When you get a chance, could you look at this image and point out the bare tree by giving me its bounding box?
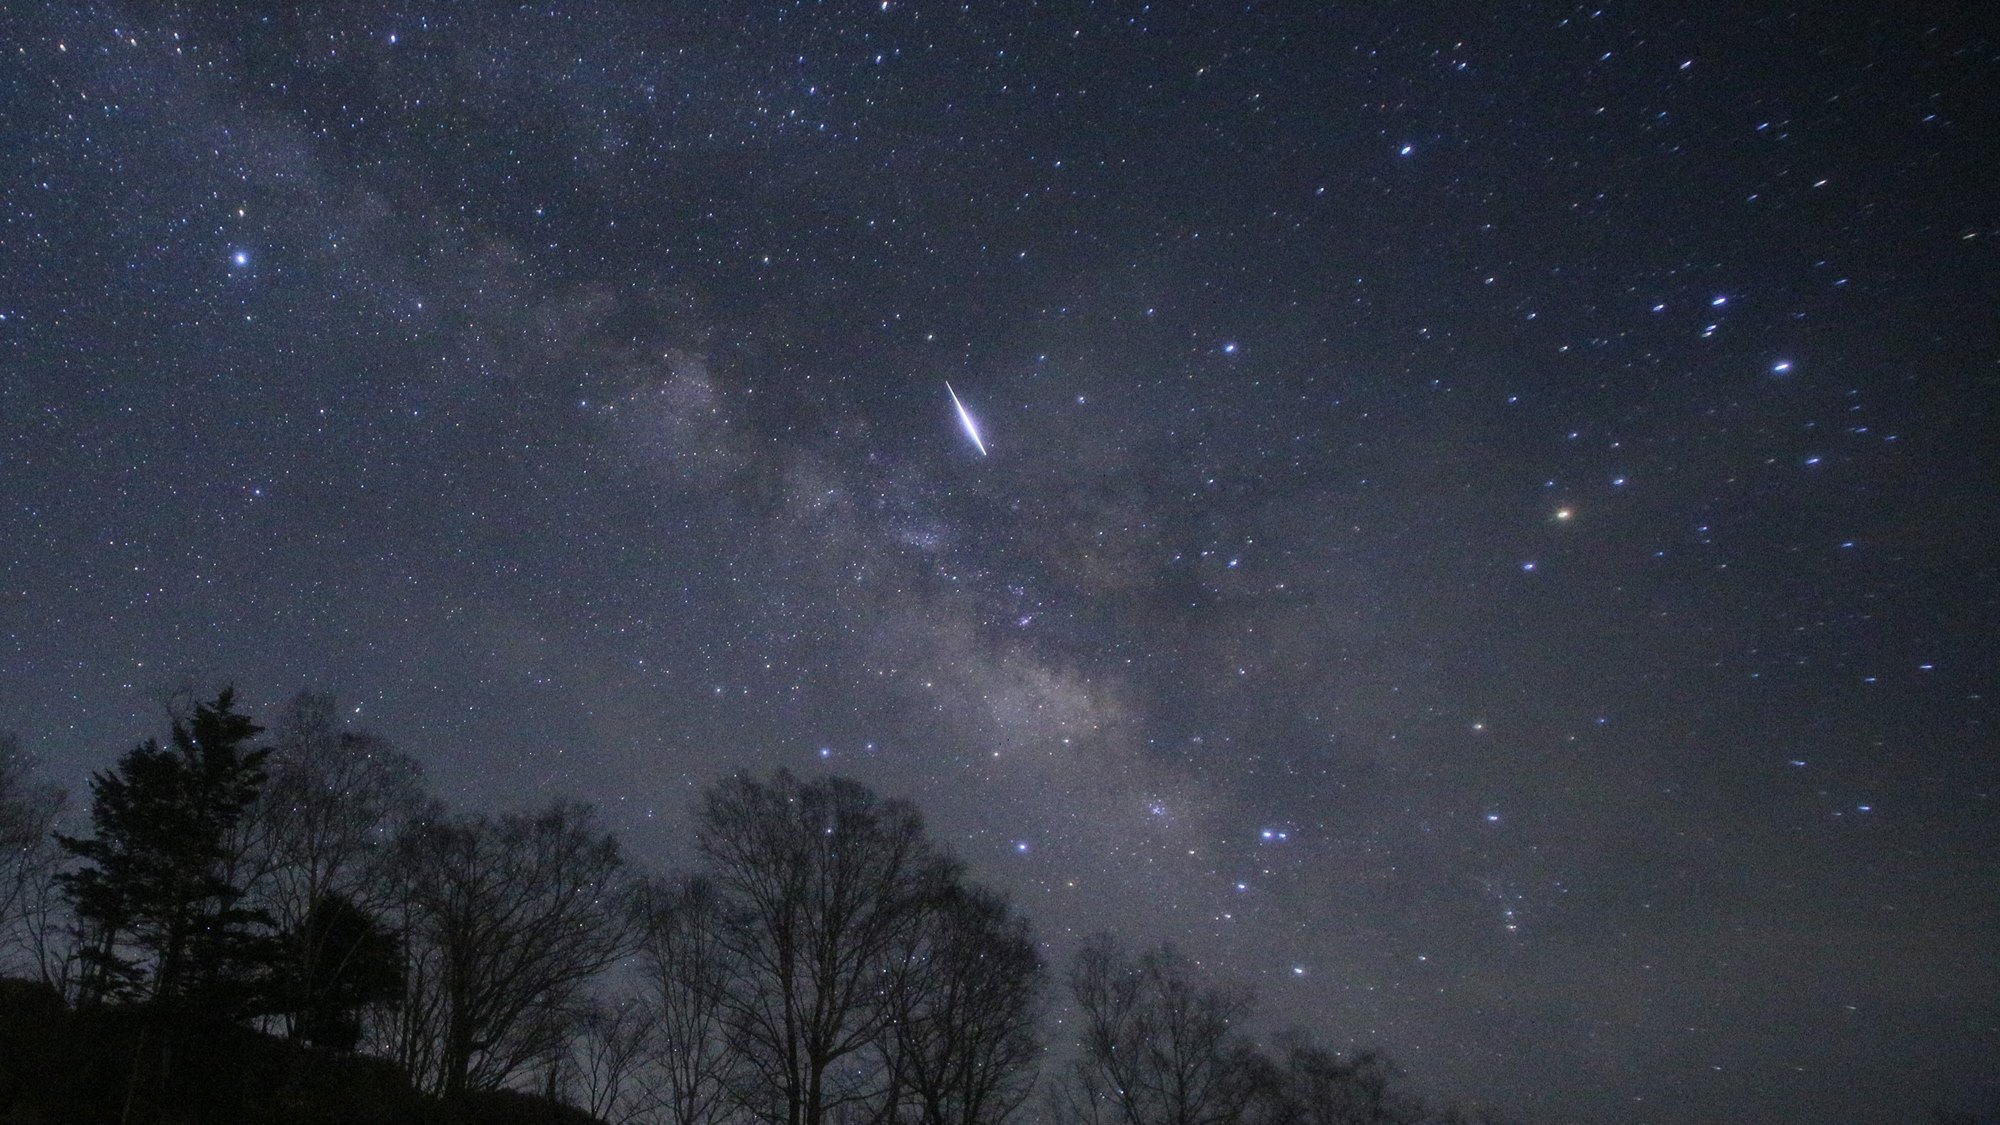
[1266,1037,1426,1125]
[240,692,425,1043]
[887,882,1044,1125]
[250,692,425,916]
[374,829,449,1094]
[1055,935,1264,1125]
[558,994,662,1125]
[634,874,740,1125]
[384,800,632,1097]
[0,735,69,982]
[696,771,948,1125]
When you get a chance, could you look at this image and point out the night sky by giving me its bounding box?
[3,4,1996,1122]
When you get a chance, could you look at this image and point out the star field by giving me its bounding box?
[2,5,1996,1123]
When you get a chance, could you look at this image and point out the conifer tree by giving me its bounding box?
[57,688,274,1017]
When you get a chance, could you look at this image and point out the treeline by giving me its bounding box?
[0,689,1516,1125]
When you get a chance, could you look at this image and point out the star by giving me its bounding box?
[5,10,1983,1124]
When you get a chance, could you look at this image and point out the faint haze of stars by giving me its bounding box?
[0,5,1995,1125]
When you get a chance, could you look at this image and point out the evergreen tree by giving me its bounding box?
[57,688,275,1018]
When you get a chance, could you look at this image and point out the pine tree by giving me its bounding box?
[57,688,275,1018]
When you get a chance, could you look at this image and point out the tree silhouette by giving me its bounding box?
[696,770,951,1125]
[0,735,67,982]
[56,688,273,1015]
[52,689,276,1125]
[9,694,1524,1123]
[633,874,739,1125]
[556,994,661,1125]
[274,891,403,1052]
[1264,1036,1426,1125]
[886,881,1044,1125]
[240,691,424,1044]
[1055,935,1264,1125]
[386,800,631,1097]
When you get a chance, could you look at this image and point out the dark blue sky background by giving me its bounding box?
[3,4,1995,1121]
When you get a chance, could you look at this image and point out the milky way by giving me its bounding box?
[1,6,1995,1123]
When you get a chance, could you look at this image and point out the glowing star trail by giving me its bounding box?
[944,381,988,456]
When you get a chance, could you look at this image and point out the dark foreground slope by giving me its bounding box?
[0,979,600,1125]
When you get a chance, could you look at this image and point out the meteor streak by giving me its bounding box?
[944,381,988,456]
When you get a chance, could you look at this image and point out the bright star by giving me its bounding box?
[230,250,249,267]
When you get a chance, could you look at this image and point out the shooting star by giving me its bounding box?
[944,381,989,456]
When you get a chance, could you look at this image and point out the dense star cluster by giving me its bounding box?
[2,4,1995,1123]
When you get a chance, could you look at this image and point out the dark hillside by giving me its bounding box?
[0,978,600,1125]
